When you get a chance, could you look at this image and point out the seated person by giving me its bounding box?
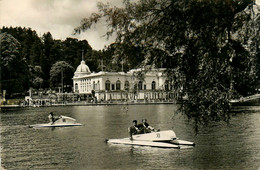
[48,112,60,124]
[128,120,141,140]
[140,119,154,133]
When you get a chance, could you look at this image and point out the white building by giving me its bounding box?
[72,60,174,102]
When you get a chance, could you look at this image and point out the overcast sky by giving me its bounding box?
[0,0,123,50]
[1,0,260,50]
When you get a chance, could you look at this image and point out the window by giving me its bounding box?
[105,80,110,91]
[93,81,95,90]
[84,80,86,91]
[138,81,143,90]
[116,80,121,90]
[80,80,83,91]
[75,83,78,90]
[152,81,156,90]
[144,84,146,90]
[97,81,100,90]
[125,81,129,90]
[111,84,115,90]
[165,80,169,91]
[87,80,89,91]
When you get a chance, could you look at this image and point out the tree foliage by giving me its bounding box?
[0,26,151,95]
[29,65,44,89]
[50,61,74,89]
[0,33,30,95]
[75,0,259,124]
[0,27,94,93]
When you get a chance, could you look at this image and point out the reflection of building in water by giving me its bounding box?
[73,60,176,101]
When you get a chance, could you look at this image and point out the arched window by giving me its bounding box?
[111,84,115,90]
[124,81,129,90]
[75,83,78,90]
[105,80,110,91]
[97,81,100,90]
[138,81,143,90]
[151,81,156,90]
[116,80,121,90]
[144,84,146,90]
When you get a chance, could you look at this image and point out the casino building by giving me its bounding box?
[72,60,175,102]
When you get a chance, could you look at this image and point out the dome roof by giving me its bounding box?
[76,61,91,73]
[74,60,91,76]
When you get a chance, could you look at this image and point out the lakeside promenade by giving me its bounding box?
[0,100,176,108]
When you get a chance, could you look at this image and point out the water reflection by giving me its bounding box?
[1,105,260,169]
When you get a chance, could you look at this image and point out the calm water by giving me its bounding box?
[1,105,260,169]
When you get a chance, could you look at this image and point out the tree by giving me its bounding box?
[1,27,44,66]
[99,43,145,72]
[1,26,95,90]
[41,32,56,88]
[0,33,30,95]
[50,61,74,91]
[75,0,258,124]
[29,65,44,89]
[62,38,93,69]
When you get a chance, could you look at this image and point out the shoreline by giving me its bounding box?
[0,101,176,108]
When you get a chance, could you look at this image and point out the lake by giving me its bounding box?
[1,104,260,169]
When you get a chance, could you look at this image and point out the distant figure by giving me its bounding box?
[48,112,59,124]
[140,119,154,133]
[122,106,128,114]
[128,120,141,140]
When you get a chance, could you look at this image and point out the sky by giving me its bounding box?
[1,0,260,50]
[0,0,123,50]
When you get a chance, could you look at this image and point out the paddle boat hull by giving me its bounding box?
[107,138,180,148]
[29,123,83,128]
[131,130,177,141]
[170,139,195,146]
[106,130,194,148]
[29,115,83,128]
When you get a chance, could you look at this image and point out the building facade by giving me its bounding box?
[72,60,174,102]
